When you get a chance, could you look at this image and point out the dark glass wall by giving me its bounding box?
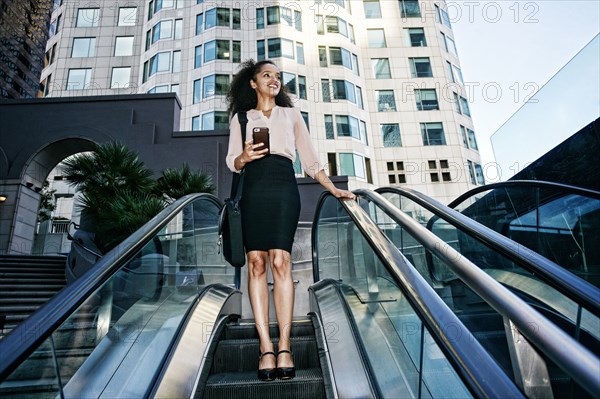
[0,0,52,99]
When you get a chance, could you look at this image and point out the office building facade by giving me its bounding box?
[0,0,54,98]
[40,0,483,202]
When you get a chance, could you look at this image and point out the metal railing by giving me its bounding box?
[358,188,600,397]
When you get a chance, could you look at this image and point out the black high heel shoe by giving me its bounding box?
[276,350,296,380]
[258,351,277,381]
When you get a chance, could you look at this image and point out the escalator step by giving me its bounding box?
[203,368,325,399]
[211,336,319,373]
[223,318,315,340]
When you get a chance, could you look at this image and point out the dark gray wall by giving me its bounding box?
[0,94,346,254]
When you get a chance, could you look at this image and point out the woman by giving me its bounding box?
[226,59,355,381]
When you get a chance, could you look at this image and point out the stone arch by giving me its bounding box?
[7,137,97,254]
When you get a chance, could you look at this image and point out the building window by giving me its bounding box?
[363,0,382,18]
[415,89,439,110]
[440,32,448,52]
[263,6,301,30]
[149,85,169,94]
[441,8,452,29]
[474,163,485,185]
[115,36,134,56]
[447,61,455,82]
[76,8,99,28]
[421,122,446,145]
[377,90,396,112]
[45,44,57,66]
[232,41,241,63]
[446,35,458,57]
[400,0,420,17]
[204,40,238,62]
[459,96,471,117]
[452,67,464,86]
[298,75,307,99]
[467,128,479,150]
[193,79,201,103]
[406,28,426,46]
[340,153,365,179]
[202,111,229,130]
[467,160,476,184]
[332,80,356,103]
[257,40,265,60]
[409,58,433,78]
[440,160,449,169]
[268,38,294,59]
[430,173,440,182]
[356,86,364,109]
[48,14,62,38]
[297,43,305,64]
[329,47,353,70]
[66,68,92,90]
[428,160,437,169]
[111,67,131,88]
[71,38,96,58]
[325,115,334,139]
[152,20,173,43]
[194,45,202,68]
[460,126,469,148]
[327,153,338,176]
[203,74,230,98]
[381,124,401,147]
[192,116,200,131]
[319,46,327,67]
[147,51,171,78]
[118,7,137,26]
[372,58,391,79]
[321,79,331,102]
[172,50,181,73]
[326,16,348,37]
[256,8,265,29]
[336,115,351,137]
[282,72,296,95]
[175,19,183,39]
[196,13,203,34]
[204,7,239,29]
[453,93,462,114]
[233,9,241,29]
[367,29,386,48]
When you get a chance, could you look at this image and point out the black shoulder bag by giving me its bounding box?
[218,112,247,267]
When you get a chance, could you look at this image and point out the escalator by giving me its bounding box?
[354,184,599,398]
[0,189,596,398]
[0,189,520,399]
[447,180,600,287]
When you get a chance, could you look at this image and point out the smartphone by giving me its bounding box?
[252,127,270,153]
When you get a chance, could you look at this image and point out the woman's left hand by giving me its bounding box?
[331,188,356,200]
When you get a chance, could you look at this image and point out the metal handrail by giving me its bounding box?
[0,193,223,381]
[375,186,600,317]
[448,180,600,209]
[312,193,525,399]
[358,189,600,397]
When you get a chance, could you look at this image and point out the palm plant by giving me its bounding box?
[155,163,215,201]
[62,142,216,253]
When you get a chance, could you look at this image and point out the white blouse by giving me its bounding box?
[226,106,324,179]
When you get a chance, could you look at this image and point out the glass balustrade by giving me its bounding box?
[0,195,232,398]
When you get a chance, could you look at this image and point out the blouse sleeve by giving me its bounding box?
[226,113,243,173]
[293,109,325,179]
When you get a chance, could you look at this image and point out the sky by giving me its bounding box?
[449,0,600,167]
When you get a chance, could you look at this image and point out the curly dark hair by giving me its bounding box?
[226,59,294,117]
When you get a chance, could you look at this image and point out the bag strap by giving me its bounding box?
[238,111,248,143]
[233,111,248,202]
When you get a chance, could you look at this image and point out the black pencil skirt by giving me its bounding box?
[241,155,300,253]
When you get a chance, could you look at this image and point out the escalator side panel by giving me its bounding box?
[152,286,241,399]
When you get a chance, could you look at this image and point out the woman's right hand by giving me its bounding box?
[242,140,268,163]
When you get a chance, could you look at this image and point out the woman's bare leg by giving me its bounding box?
[247,250,275,370]
[269,249,294,368]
